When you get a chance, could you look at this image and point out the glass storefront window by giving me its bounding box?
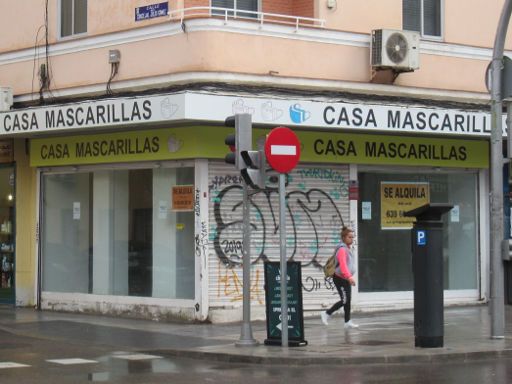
[41,166,195,299]
[358,171,478,292]
[0,166,15,303]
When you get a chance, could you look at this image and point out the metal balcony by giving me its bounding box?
[169,6,326,31]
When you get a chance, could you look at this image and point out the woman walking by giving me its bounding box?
[321,226,358,329]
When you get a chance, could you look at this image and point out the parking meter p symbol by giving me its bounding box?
[417,230,427,246]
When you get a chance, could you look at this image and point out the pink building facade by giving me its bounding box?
[0,0,506,322]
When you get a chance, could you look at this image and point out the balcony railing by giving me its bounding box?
[168,6,326,31]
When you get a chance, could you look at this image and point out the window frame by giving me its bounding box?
[404,0,444,40]
[211,0,260,18]
[58,0,88,40]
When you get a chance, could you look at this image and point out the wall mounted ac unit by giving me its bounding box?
[0,87,13,112]
[371,29,420,71]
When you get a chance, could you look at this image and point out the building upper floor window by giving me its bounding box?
[403,0,442,38]
[60,0,87,38]
[212,0,258,18]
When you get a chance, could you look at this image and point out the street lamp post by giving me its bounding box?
[489,0,512,339]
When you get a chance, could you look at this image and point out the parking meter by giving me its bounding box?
[404,203,453,348]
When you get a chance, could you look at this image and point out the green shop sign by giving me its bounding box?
[30,126,489,168]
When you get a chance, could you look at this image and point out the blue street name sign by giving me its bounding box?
[135,2,169,21]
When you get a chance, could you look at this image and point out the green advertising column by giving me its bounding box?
[263,261,307,347]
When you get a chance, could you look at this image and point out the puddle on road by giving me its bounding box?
[88,372,110,382]
[87,356,184,381]
[349,340,403,346]
[0,342,31,349]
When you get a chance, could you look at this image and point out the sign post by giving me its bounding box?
[264,127,301,348]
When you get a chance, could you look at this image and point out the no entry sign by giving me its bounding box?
[264,127,301,173]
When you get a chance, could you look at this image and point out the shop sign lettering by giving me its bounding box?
[0,92,505,138]
[39,137,160,160]
[312,139,468,162]
[3,101,152,133]
[322,105,492,135]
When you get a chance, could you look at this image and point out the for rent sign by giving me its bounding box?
[381,182,430,230]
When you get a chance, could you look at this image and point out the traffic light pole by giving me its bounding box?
[489,0,512,339]
[236,181,258,346]
[225,113,258,346]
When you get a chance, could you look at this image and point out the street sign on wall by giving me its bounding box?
[135,2,168,21]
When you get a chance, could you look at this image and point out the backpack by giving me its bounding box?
[323,255,336,277]
[323,245,342,278]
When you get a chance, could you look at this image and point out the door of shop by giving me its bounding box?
[0,165,14,304]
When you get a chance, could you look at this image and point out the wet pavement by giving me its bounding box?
[0,304,511,367]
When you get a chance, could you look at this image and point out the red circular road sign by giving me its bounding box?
[264,126,301,173]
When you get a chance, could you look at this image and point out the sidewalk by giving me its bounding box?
[0,304,511,365]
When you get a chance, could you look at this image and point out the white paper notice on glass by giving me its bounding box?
[451,204,460,222]
[158,200,168,219]
[73,202,80,220]
[362,201,371,220]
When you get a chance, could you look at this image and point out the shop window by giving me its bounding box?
[212,0,258,18]
[358,171,478,292]
[0,166,15,303]
[60,0,87,38]
[403,0,442,38]
[41,166,195,300]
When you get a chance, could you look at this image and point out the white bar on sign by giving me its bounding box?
[271,145,296,155]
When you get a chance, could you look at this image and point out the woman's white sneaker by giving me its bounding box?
[344,320,359,329]
[321,311,331,325]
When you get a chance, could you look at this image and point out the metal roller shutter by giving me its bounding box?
[208,162,350,314]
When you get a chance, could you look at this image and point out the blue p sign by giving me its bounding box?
[417,230,427,246]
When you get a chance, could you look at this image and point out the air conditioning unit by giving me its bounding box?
[0,87,13,112]
[371,29,420,71]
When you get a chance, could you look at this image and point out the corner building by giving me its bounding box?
[0,0,502,322]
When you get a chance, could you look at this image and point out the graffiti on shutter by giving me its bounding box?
[208,163,350,311]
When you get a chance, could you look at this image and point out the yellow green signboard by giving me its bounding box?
[30,126,489,168]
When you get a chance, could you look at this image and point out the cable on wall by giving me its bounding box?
[106,50,121,95]
[38,0,54,104]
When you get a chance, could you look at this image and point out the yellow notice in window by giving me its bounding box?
[380,182,430,230]
[172,184,194,212]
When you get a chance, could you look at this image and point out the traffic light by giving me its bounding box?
[240,149,266,189]
[224,133,237,167]
[224,113,266,189]
[224,114,252,170]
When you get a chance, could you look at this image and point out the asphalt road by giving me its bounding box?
[0,329,511,384]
